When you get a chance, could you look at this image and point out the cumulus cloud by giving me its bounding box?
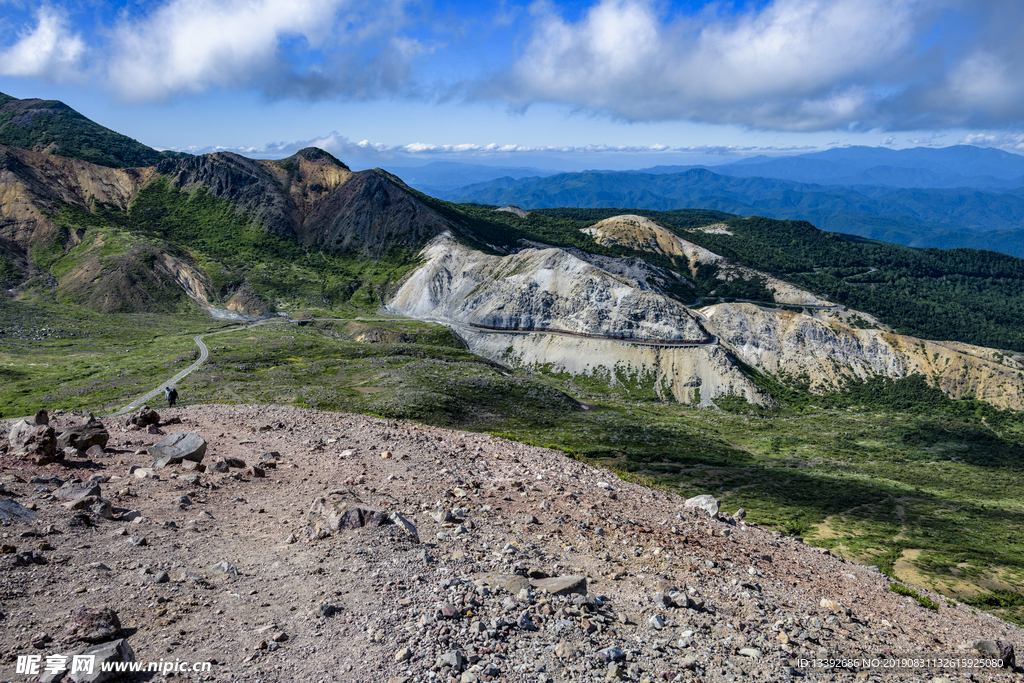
[959,132,1024,152]
[104,0,423,101]
[484,0,1024,131]
[0,7,86,81]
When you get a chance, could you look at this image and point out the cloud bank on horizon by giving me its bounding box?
[0,0,1022,157]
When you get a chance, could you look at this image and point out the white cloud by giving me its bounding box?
[104,0,421,101]
[0,7,86,81]
[491,0,920,130]
[959,132,1024,152]
[480,0,1024,131]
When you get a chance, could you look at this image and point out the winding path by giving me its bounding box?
[103,319,283,418]
[101,316,409,418]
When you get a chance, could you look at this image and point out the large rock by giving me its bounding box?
[57,419,110,453]
[0,498,39,523]
[150,432,207,468]
[39,638,135,683]
[53,480,101,502]
[306,495,388,538]
[975,640,1016,668]
[126,406,160,428]
[60,606,123,644]
[8,419,56,464]
[684,494,720,518]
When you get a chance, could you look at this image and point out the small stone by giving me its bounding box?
[440,649,468,672]
[211,560,239,575]
[554,640,577,659]
[431,510,453,524]
[271,631,288,642]
[517,612,538,631]
[319,603,341,617]
[738,647,762,658]
[649,614,665,630]
[395,647,413,662]
[380,450,393,459]
[598,646,625,663]
[819,598,849,615]
[607,662,625,680]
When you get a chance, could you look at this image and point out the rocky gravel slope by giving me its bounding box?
[1,404,1021,683]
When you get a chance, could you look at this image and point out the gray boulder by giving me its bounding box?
[57,419,110,453]
[684,494,720,518]
[975,640,1016,668]
[529,575,587,596]
[151,433,207,468]
[0,498,39,523]
[39,638,135,683]
[53,481,102,502]
[126,406,160,428]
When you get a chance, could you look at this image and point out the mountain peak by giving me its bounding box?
[291,147,349,170]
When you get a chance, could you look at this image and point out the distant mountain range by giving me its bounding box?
[380,161,561,197]
[442,150,1024,257]
[641,145,1024,189]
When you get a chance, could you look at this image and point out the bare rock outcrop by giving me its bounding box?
[387,232,709,342]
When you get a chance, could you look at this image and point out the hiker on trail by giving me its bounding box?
[165,386,178,408]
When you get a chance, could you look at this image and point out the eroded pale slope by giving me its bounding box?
[390,228,1024,410]
[387,232,709,342]
[705,303,1024,408]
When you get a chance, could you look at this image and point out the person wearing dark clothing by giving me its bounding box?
[165,386,178,407]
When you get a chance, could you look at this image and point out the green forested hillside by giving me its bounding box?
[0,93,188,168]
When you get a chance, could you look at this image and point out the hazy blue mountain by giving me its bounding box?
[380,161,564,196]
[445,167,1024,257]
[640,146,1024,189]
[707,146,1024,189]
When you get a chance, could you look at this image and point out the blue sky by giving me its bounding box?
[1,0,1023,170]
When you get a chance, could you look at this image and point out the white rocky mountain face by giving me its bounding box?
[387,219,1024,409]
